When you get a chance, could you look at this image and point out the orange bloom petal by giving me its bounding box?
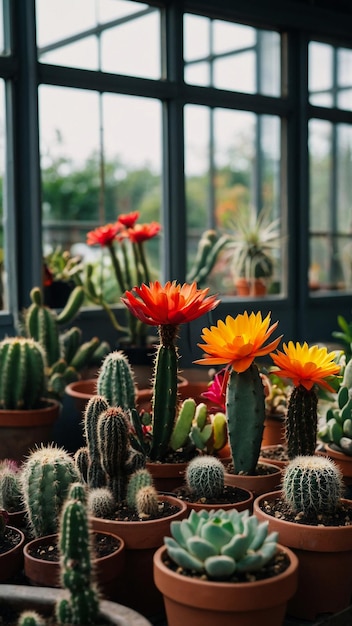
[118,211,140,228]
[128,222,161,243]
[121,281,220,326]
[194,311,281,373]
[86,222,122,247]
[270,341,340,390]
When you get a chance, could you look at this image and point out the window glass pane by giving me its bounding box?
[0,1,4,54]
[184,14,280,97]
[337,124,352,290]
[0,80,6,309]
[309,42,333,107]
[36,0,161,79]
[185,105,282,297]
[39,86,162,306]
[338,48,352,110]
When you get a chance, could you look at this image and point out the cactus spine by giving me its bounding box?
[21,444,79,537]
[17,611,46,626]
[285,385,318,459]
[149,324,178,461]
[97,350,136,411]
[226,364,265,475]
[0,337,47,410]
[0,461,23,511]
[84,395,109,488]
[282,455,343,515]
[55,482,99,625]
[87,487,115,519]
[186,455,225,500]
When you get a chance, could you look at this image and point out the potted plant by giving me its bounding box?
[73,396,187,617]
[0,508,25,583]
[2,477,150,626]
[0,459,26,527]
[153,506,299,626]
[0,337,61,463]
[195,310,283,496]
[173,455,254,513]
[228,206,281,296]
[254,455,352,621]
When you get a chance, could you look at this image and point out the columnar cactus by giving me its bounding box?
[55,482,99,625]
[83,395,109,488]
[185,455,225,500]
[285,385,318,459]
[282,455,344,515]
[0,337,47,410]
[97,350,136,411]
[226,364,266,475]
[165,508,278,579]
[126,467,158,517]
[21,444,80,537]
[0,460,23,511]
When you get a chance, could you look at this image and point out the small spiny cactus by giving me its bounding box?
[97,350,136,411]
[135,485,159,518]
[282,455,344,515]
[87,487,115,519]
[0,337,47,410]
[185,455,225,500]
[17,611,46,626]
[0,460,23,512]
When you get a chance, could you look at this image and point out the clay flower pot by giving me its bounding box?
[23,531,125,600]
[254,490,352,620]
[262,412,285,447]
[153,543,298,626]
[90,494,187,617]
[0,526,26,583]
[224,461,282,497]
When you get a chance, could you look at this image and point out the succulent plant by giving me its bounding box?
[55,482,99,625]
[0,337,47,410]
[318,383,352,455]
[21,444,80,537]
[185,455,225,500]
[165,508,278,580]
[282,455,344,515]
[97,350,136,411]
[126,468,158,517]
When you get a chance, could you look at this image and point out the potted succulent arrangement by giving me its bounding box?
[73,394,187,617]
[173,454,254,513]
[1,473,151,626]
[0,507,25,583]
[194,310,283,496]
[153,506,299,626]
[254,455,352,621]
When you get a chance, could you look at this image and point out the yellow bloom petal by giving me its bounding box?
[270,341,340,390]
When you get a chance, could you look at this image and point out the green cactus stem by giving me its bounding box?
[97,350,136,411]
[87,487,115,519]
[149,324,179,461]
[0,337,47,410]
[226,363,265,475]
[83,395,109,488]
[285,385,318,459]
[186,455,225,500]
[17,611,46,626]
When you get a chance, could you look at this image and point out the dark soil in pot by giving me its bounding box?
[258,494,352,526]
[0,527,22,554]
[173,484,251,506]
[26,532,121,562]
[260,444,289,463]
[102,499,181,522]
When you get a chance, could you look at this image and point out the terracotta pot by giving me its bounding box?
[153,543,298,626]
[0,526,26,582]
[23,531,125,600]
[262,413,285,447]
[224,462,282,497]
[254,491,352,620]
[0,400,61,463]
[319,444,352,484]
[90,494,187,617]
[173,485,254,514]
[235,277,267,296]
[146,460,190,492]
[0,584,152,625]
[259,444,289,470]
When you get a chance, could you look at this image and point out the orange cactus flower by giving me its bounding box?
[121,281,220,326]
[195,311,281,373]
[270,341,340,391]
[128,222,161,243]
[86,222,122,247]
[118,211,140,228]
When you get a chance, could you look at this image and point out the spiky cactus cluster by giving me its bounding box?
[318,384,352,456]
[285,385,318,459]
[282,455,344,515]
[185,455,224,500]
[16,611,46,626]
[126,468,158,517]
[0,337,47,410]
[97,350,136,411]
[0,460,23,512]
[21,444,79,537]
[165,508,278,580]
[226,363,266,474]
[55,482,99,625]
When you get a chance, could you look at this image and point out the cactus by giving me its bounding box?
[17,611,46,626]
[165,508,278,580]
[0,337,47,410]
[126,468,153,509]
[21,444,79,537]
[135,485,159,518]
[97,350,136,411]
[226,364,266,475]
[0,508,8,537]
[285,385,318,459]
[87,487,115,519]
[318,384,352,455]
[282,455,344,515]
[186,230,231,287]
[55,483,99,625]
[0,461,23,511]
[149,325,179,461]
[83,395,110,488]
[185,455,225,500]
